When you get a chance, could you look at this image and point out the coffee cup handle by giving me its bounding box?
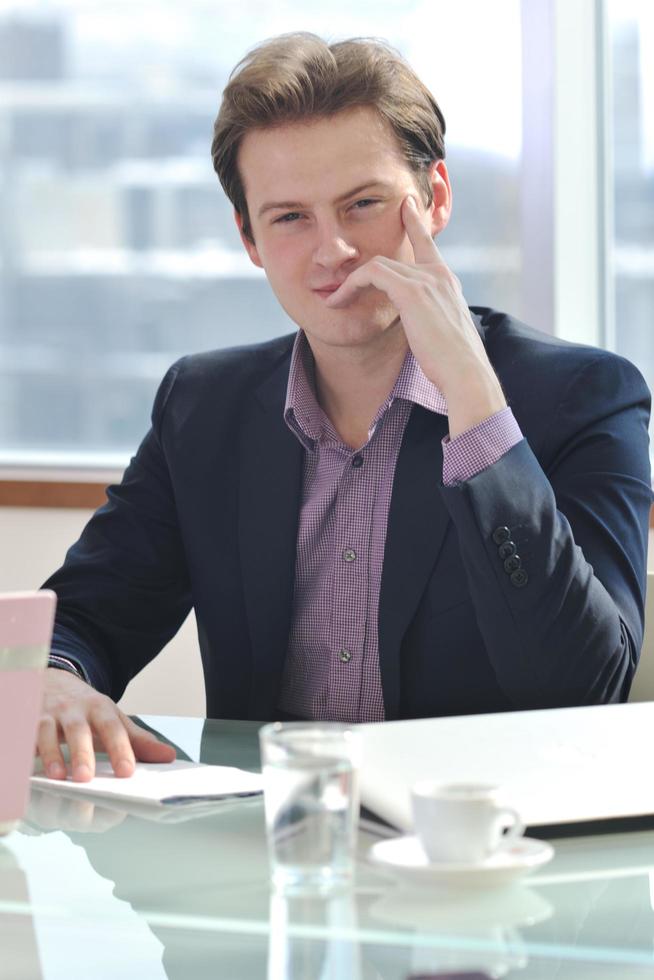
[500,807,525,842]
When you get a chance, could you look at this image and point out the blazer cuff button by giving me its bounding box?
[510,568,529,588]
[492,526,511,545]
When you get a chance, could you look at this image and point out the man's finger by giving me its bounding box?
[401,195,442,266]
[36,715,67,780]
[59,714,96,782]
[325,257,409,309]
[123,715,177,763]
[88,704,137,778]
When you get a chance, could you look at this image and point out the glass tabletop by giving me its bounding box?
[2,716,654,979]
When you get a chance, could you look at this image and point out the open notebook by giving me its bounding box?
[359,701,654,834]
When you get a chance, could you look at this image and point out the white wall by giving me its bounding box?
[0,507,205,716]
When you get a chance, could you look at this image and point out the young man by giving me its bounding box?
[40,34,651,781]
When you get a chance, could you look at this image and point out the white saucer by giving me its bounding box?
[368,835,554,888]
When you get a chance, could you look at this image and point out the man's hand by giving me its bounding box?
[38,668,176,782]
[326,195,507,437]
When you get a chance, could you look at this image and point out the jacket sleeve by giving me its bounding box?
[438,351,652,707]
[44,360,192,701]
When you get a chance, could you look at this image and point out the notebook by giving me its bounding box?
[359,702,654,834]
[31,758,263,808]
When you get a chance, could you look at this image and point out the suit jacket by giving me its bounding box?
[45,307,652,720]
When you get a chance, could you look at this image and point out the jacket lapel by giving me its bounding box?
[238,358,303,719]
[378,404,452,718]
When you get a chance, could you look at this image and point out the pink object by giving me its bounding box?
[0,670,46,828]
[0,591,56,831]
[0,589,56,647]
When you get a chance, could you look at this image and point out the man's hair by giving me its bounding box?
[211,33,446,242]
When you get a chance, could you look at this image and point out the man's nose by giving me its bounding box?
[312,221,359,269]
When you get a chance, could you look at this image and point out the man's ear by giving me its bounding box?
[429,160,452,237]
[234,209,264,268]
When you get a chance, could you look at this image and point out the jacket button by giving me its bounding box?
[503,554,521,574]
[498,540,516,560]
[337,648,352,663]
[510,568,529,588]
[492,526,511,545]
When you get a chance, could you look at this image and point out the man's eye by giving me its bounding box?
[352,198,378,210]
[273,212,302,224]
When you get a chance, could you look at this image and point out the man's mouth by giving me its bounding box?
[312,283,344,299]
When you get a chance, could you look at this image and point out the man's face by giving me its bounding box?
[236,106,450,356]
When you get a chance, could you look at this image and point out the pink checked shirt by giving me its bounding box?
[277,331,522,722]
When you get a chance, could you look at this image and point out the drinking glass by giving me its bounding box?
[258,723,361,892]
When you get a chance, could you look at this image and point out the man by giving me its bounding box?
[39,34,651,781]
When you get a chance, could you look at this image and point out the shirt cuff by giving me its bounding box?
[441,407,523,486]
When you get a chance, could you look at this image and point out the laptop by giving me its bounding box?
[0,590,57,834]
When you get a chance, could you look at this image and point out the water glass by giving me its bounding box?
[258,723,361,892]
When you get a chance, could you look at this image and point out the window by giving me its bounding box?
[1,1,524,467]
[607,1,654,417]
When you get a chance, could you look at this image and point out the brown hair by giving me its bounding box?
[211,33,446,242]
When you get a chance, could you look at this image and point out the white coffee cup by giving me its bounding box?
[411,781,524,864]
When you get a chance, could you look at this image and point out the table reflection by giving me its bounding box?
[0,842,44,980]
[268,889,363,979]
[369,884,552,978]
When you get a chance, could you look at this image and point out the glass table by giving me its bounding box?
[2,716,654,979]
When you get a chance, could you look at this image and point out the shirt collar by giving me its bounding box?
[283,331,325,449]
[284,330,448,450]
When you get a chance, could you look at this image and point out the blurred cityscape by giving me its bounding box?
[0,10,651,462]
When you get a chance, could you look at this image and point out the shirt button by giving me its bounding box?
[351,454,363,469]
[343,548,357,562]
[337,648,352,663]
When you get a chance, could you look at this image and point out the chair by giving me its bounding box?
[629,571,654,702]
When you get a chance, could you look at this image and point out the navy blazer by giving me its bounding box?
[45,308,652,720]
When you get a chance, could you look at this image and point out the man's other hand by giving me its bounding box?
[325,194,507,437]
[37,668,176,782]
